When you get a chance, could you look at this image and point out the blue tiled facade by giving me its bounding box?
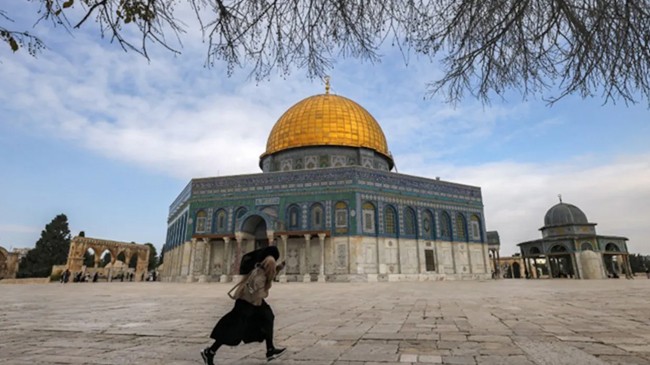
[163,166,486,253]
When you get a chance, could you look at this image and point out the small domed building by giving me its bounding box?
[518,199,631,279]
[161,87,491,282]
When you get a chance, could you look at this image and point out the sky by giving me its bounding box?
[1,3,649,256]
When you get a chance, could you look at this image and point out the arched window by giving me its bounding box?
[581,242,593,251]
[235,207,247,219]
[440,211,452,239]
[550,245,567,253]
[422,210,435,239]
[216,210,227,232]
[455,213,467,241]
[195,210,207,233]
[470,215,481,241]
[362,202,376,233]
[404,207,416,236]
[384,205,397,235]
[335,201,348,232]
[311,203,324,230]
[287,205,301,230]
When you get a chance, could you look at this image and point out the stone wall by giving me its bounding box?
[162,235,490,282]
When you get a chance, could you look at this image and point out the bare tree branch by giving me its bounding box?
[3,0,650,106]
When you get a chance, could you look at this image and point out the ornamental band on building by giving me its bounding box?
[161,87,491,282]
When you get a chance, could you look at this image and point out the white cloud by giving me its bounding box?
[0,224,41,235]
[399,154,650,255]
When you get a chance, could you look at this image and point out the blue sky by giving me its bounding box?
[1,3,649,256]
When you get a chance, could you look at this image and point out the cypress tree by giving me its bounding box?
[17,214,71,278]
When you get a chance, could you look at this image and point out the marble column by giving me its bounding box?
[450,241,457,274]
[303,234,311,282]
[231,234,244,284]
[278,235,288,283]
[318,233,326,282]
[220,237,231,283]
[187,238,198,283]
[570,253,581,279]
[267,231,275,246]
[624,255,634,279]
[496,250,501,277]
[198,238,210,283]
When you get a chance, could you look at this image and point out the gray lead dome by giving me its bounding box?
[543,202,589,227]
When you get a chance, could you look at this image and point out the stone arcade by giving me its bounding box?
[65,236,150,281]
[161,88,491,282]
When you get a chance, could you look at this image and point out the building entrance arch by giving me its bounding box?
[548,245,574,278]
[512,262,521,278]
[240,214,271,249]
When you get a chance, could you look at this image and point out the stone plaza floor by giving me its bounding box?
[1,279,649,365]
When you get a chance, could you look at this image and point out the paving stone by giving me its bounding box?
[596,355,650,365]
[1,280,650,365]
[476,355,535,365]
[515,338,609,365]
[442,355,477,364]
[419,355,443,363]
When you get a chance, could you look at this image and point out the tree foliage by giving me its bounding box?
[145,243,158,271]
[629,253,650,273]
[17,214,71,278]
[2,1,650,106]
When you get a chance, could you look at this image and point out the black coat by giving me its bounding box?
[210,299,275,346]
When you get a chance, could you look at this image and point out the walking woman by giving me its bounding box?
[201,246,286,365]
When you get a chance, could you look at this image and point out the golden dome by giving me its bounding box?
[262,94,390,158]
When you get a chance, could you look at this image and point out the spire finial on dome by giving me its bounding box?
[558,194,563,203]
[324,75,331,94]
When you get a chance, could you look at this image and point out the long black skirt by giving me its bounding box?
[210,299,274,346]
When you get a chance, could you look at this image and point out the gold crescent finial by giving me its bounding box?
[324,75,331,94]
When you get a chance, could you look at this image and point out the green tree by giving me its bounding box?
[17,214,71,278]
[2,1,649,106]
[145,243,158,271]
[629,254,650,273]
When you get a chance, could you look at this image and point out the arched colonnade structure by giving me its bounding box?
[65,236,150,281]
[518,201,631,279]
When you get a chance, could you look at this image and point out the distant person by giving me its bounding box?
[201,246,286,365]
[646,268,649,279]
[61,269,70,283]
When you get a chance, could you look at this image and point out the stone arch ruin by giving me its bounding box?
[65,236,150,281]
[0,246,21,280]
